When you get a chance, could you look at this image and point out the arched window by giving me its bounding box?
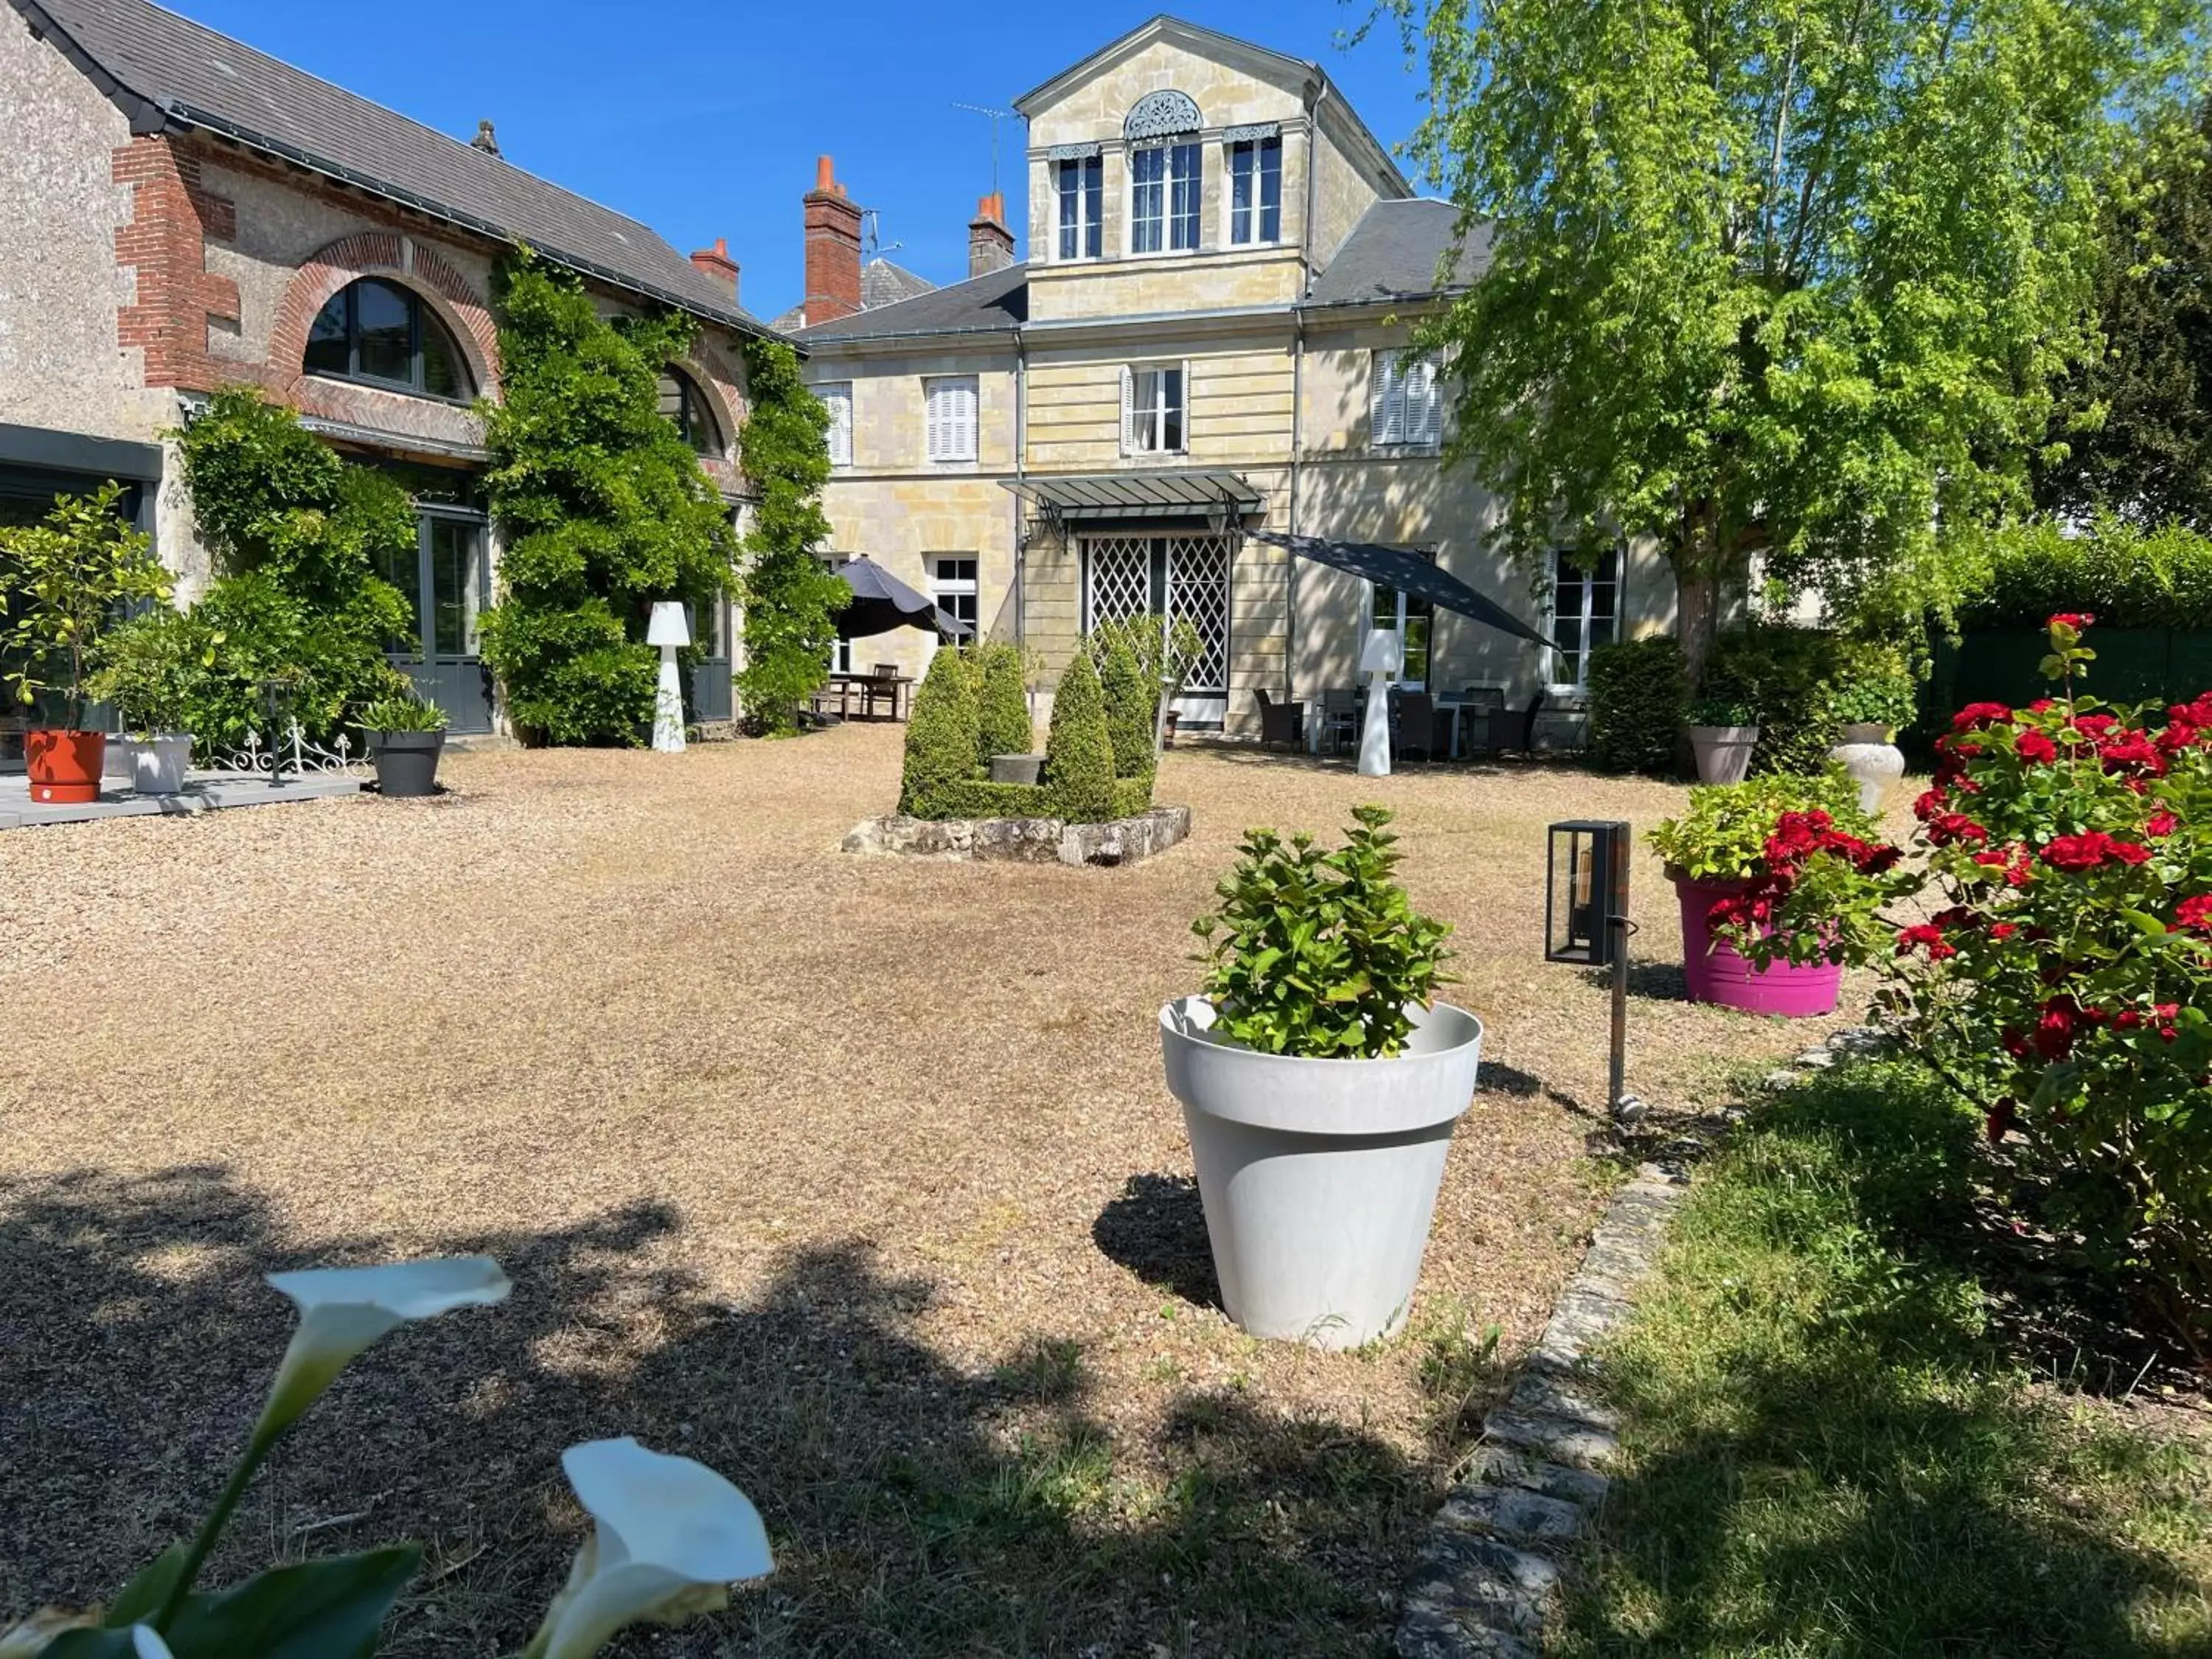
[304,277,471,398]
[658,369,723,454]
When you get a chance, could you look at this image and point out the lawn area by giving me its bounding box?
[1,726,1870,1655]
[1557,1057,2212,1657]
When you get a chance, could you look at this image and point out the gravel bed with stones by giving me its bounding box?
[0,727,1879,1655]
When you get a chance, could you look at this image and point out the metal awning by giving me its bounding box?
[1248,529,1558,650]
[1003,469,1263,522]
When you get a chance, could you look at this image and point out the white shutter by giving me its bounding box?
[924,381,944,461]
[1372,351,1402,447]
[823,383,852,466]
[1178,358,1192,452]
[1120,365,1136,454]
[1409,355,1439,448]
[955,377,978,459]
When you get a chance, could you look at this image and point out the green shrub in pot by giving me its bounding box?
[358,692,450,734]
[88,606,209,738]
[1686,695,1759,729]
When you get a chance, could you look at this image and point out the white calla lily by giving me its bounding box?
[131,1626,175,1659]
[262,1257,511,1430]
[533,1438,773,1659]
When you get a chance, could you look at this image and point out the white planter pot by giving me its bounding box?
[1158,995,1484,1348]
[102,737,140,782]
[1829,723,1905,815]
[131,731,193,795]
[1688,725,1759,785]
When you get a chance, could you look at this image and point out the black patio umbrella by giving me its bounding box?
[1246,529,1557,649]
[833,555,974,641]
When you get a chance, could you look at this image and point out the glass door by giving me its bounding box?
[380,507,493,732]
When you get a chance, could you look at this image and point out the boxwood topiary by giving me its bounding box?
[1045,650,1117,824]
[1096,631,1153,779]
[1586,636,1687,775]
[900,647,981,817]
[975,641,1034,763]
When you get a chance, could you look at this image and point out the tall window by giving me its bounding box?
[1228,135,1281,245]
[1057,155,1103,260]
[927,554,979,667]
[304,278,470,398]
[1131,142,1201,253]
[1371,349,1442,448]
[818,382,854,467]
[1549,547,1619,689]
[1121,364,1186,455]
[1371,550,1437,689]
[816,552,853,673]
[924,375,978,462]
[657,370,722,454]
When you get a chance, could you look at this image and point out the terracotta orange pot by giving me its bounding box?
[27,728,106,804]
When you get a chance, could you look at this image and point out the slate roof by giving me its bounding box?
[793,260,1030,343]
[1300,198,1492,309]
[12,0,770,334]
[769,257,941,333]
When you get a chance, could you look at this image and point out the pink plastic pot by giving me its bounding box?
[1673,873,1843,1018]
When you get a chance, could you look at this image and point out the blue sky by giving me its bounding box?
[173,0,1434,319]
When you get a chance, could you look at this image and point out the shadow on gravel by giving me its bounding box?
[1090,1171,1222,1312]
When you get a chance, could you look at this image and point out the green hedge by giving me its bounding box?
[1097,633,1152,778]
[899,647,979,817]
[1044,651,1118,824]
[1703,626,1913,776]
[1955,516,2212,630]
[923,774,1155,823]
[1586,636,1687,774]
[975,641,1033,761]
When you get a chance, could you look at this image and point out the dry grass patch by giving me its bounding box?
[0,727,1872,1654]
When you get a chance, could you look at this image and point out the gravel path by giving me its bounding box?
[0,728,1870,1655]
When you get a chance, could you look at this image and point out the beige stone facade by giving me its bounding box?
[798,16,1672,744]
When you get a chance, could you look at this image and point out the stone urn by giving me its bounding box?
[1829,723,1906,815]
[1687,725,1759,785]
[989,752,1046,785]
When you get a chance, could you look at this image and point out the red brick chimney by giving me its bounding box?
[689,237,740,304]
[968,192,1015,278]
[803,156,863,325]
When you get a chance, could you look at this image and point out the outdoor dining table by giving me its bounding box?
[824,669,915,721]
[1316,687,1504,759]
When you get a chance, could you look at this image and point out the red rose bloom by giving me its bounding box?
[1989,922,2019,940]
[2014,728,2059,765]
[1952,701,2013,732]
[1896,923,1952,959]
[2115,1009,2144,1032]
[2049,612,2096,631]
[2147,810,2180,838]
[2176,893,2212,933]
[2040,832,2146,872]
[1927,813,1990,849]
[2036,996,2082,1060]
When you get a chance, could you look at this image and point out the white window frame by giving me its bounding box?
[1128,140,1202,257]
[1119,361,1189,456]
[818,381,853,467]
[1225,134,1283,247]
[922,375,978,464]
[1371,348,1443,451]
[1546,546,1621,693]
[1056,154,1104,262]
[1369,549,1438,691]
[816,552,853,674]
[924,553,980,669]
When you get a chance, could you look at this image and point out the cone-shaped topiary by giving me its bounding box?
[1097,632,1153,779]
[976,641,1034,764]
[900,647,981,817]
[1044,650,1117,824]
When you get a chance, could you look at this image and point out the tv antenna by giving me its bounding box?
[860,208,902,263]
[953,101,1012,196]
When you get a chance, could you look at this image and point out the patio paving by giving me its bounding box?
[0,768,362,829]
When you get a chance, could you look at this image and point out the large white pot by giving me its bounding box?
[131,731,193,795]
[1688,725,1759,785]
[1829,722,1905,815]
[1158,995,1484,1348]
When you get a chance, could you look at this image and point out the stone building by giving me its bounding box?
[1,0,772,734]
[792,15,1676,742]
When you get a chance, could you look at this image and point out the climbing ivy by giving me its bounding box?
[734,338,846,734]
[478,248,739,745]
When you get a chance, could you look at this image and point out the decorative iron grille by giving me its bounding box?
[1084,537,1153,628]
[1167,536,1231,693]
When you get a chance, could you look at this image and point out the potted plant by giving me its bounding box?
[1685,695,1760,784]
[1649,771,1898,1016]
[1160,806,1479,1347]
[1825,668,1917,813]
[87,605,207,795]
[0,484,173,804]
[360,689,449,796]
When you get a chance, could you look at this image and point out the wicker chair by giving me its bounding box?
[1253,687,1304,751]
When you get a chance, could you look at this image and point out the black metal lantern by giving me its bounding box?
[1546,820,1631,966]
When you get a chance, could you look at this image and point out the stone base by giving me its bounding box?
[843,804,1191,869]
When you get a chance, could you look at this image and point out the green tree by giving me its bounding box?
[1388,0,2197,681]
[479,250,738,744]
[1043,650,1116,823]
[899,644,979,815]
[735,338,847,734]
[2038,105,2212,527]
[975,640,1034,761]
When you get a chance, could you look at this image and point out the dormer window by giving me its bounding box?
[1057,153,1103,260]
[1131,142,1202,254]
[1228,132,1281,245]
[304,277,470,399]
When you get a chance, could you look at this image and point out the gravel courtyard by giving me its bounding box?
[0,727,1867,1655]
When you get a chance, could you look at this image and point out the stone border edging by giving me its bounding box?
[1394,1025,1885,1658]
[841,804,1191,868]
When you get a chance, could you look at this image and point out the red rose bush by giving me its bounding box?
[1748,613,2212,1356]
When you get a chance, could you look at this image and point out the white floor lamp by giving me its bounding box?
[1358,627,1402,779]
[647,601,690,754]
